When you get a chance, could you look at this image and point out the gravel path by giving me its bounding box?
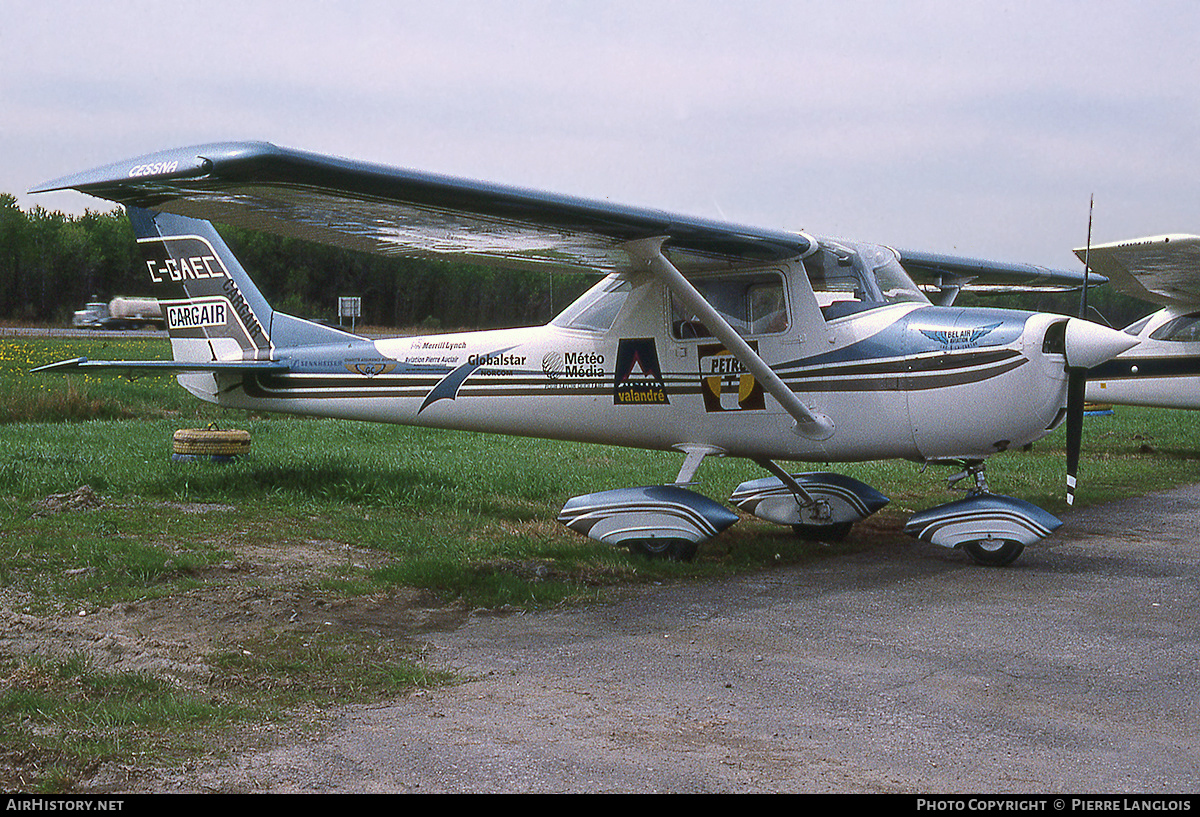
[148,484,1200,793]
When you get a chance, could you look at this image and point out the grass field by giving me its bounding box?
[2,333,1199,790]
[4,334,1200,604]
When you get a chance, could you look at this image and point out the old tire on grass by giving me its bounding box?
[172,426,251,458]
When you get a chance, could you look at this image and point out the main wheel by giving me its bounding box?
[962,538,1025,567]
[627,538,699,562]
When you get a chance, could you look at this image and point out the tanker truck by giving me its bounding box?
[72,297,165,330]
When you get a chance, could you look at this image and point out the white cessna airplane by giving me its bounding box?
[31,142,1138,566]
[1076,234,1200,410]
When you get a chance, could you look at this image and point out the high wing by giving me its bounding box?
[30,141,809,275]
[33,141,1094,290]
[896,248,1105,301]
[1075,234,1200,308]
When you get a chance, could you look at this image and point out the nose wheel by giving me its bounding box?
[947,464,1026,565]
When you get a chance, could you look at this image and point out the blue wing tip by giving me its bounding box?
[28,141,284,195]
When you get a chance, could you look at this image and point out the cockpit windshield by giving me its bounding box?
[1149,312,1200,343]
[804,240,928,320]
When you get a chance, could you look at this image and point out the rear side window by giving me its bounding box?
[556,278,632,332]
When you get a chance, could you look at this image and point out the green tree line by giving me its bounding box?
[0,193,597,329]
[0,193,1155,331]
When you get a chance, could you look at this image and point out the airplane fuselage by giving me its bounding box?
[183,270,1073,465]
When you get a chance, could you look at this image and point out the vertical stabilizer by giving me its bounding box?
[129,207,275,363]
[128,207,359,364]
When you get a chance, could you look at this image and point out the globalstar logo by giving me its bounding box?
[467,352,527,367]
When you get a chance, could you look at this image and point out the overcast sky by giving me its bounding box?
[3,0,1198,270]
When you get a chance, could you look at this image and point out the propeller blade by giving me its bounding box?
[1067,196,1094,506]
[1065,368,1087,506]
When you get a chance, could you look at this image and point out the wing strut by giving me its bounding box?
[623,237,835,441]
[753,458,817,507]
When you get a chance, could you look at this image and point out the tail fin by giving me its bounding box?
[129,207,357,363]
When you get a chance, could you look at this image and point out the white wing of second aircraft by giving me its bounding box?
[1075,234,1200,411]
[1076,234,1200,308]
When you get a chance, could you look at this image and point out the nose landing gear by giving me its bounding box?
[904,461,1062,566]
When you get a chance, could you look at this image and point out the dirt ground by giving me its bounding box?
[5,490,475,684]
[1,488,481,792]
[1,547,471,683]
[5,484,1200,793]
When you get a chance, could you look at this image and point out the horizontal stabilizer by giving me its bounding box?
[33,357,290,374]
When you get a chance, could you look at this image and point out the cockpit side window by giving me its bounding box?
[1149,312,1200,342]
[670,272,788,340]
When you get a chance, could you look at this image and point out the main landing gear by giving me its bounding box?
[557,458,1061,567]
[557,459,891,563]
[728,465,890,542]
